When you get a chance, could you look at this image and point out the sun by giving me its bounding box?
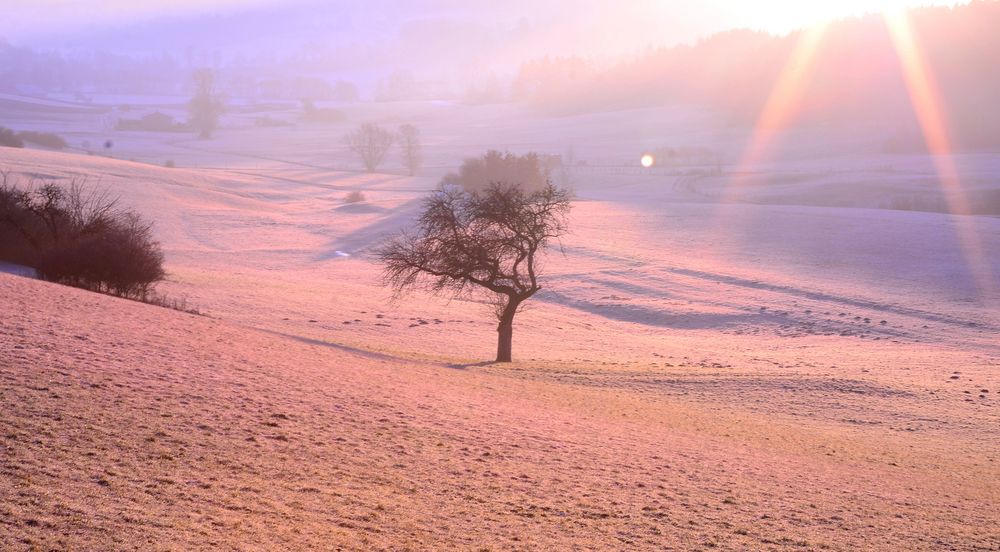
[640,154,655,168]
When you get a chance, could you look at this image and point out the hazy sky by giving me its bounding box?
[2,0,963,50]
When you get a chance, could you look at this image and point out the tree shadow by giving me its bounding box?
[335,202,389,214]
[445,360,498,370]
[315,196,425,261]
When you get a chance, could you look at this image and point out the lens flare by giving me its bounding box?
[702,24,829,257]
[715,23,828,209]
[885,10,996,300]
[695,25,830,270]
[737,24,826,173]
[640,154,655,168]
[709,12,995,304]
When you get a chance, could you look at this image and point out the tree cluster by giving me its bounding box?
[0,175,165,299]
[442,150,550,193]
[0,127,24,148]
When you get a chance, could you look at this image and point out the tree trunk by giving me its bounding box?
[495,297,520,363]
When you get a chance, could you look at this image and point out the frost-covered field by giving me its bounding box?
[1,96,998,550]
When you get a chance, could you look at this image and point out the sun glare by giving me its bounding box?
[712,6,995,304]
[718,22,829,207]
[884,10,996,299]
[687,1,962,35]
[640,154,655,168]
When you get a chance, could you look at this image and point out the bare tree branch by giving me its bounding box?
[346,123,394,173]
[376,162,572,362]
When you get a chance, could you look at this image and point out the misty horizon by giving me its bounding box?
[0,1,966,87]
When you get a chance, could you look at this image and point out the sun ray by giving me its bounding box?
[744,25,828,164]
[702,23,829,261]
[720,23,829,205]
[885,10,996,301]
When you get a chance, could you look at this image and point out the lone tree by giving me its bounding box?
[397,124,422,176]
[188,69,225,139]
[377,164,571,362]
[345,123,394,172]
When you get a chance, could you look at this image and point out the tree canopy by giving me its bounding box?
[378,176,571,362]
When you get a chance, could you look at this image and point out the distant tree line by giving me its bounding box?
[0,39,363,103]
[113,71,227,139]
[0,127,67,150]
[512,2,1000,151]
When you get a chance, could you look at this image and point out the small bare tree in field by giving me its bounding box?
[377,172,571,362]
[188,69,225,139]
[398,124,422,176]
[345,123,394,173]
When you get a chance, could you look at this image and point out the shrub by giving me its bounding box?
[36,212,165,298]
[0,183,38,264]
[143,292,201,315]
[442,150,550,193]
[16,131,67,150]
[344,190,366,203]
[0,176,166,300]
[300,99,347,124]
[0,127,24,148]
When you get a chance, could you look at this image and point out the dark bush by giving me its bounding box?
[344,190,366,203]
[0,183,38,264]
[442,150,551,193]
[0,176,166,300]
[0,127,24,148]
[16,131,67,150]
[36,213,164,298]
